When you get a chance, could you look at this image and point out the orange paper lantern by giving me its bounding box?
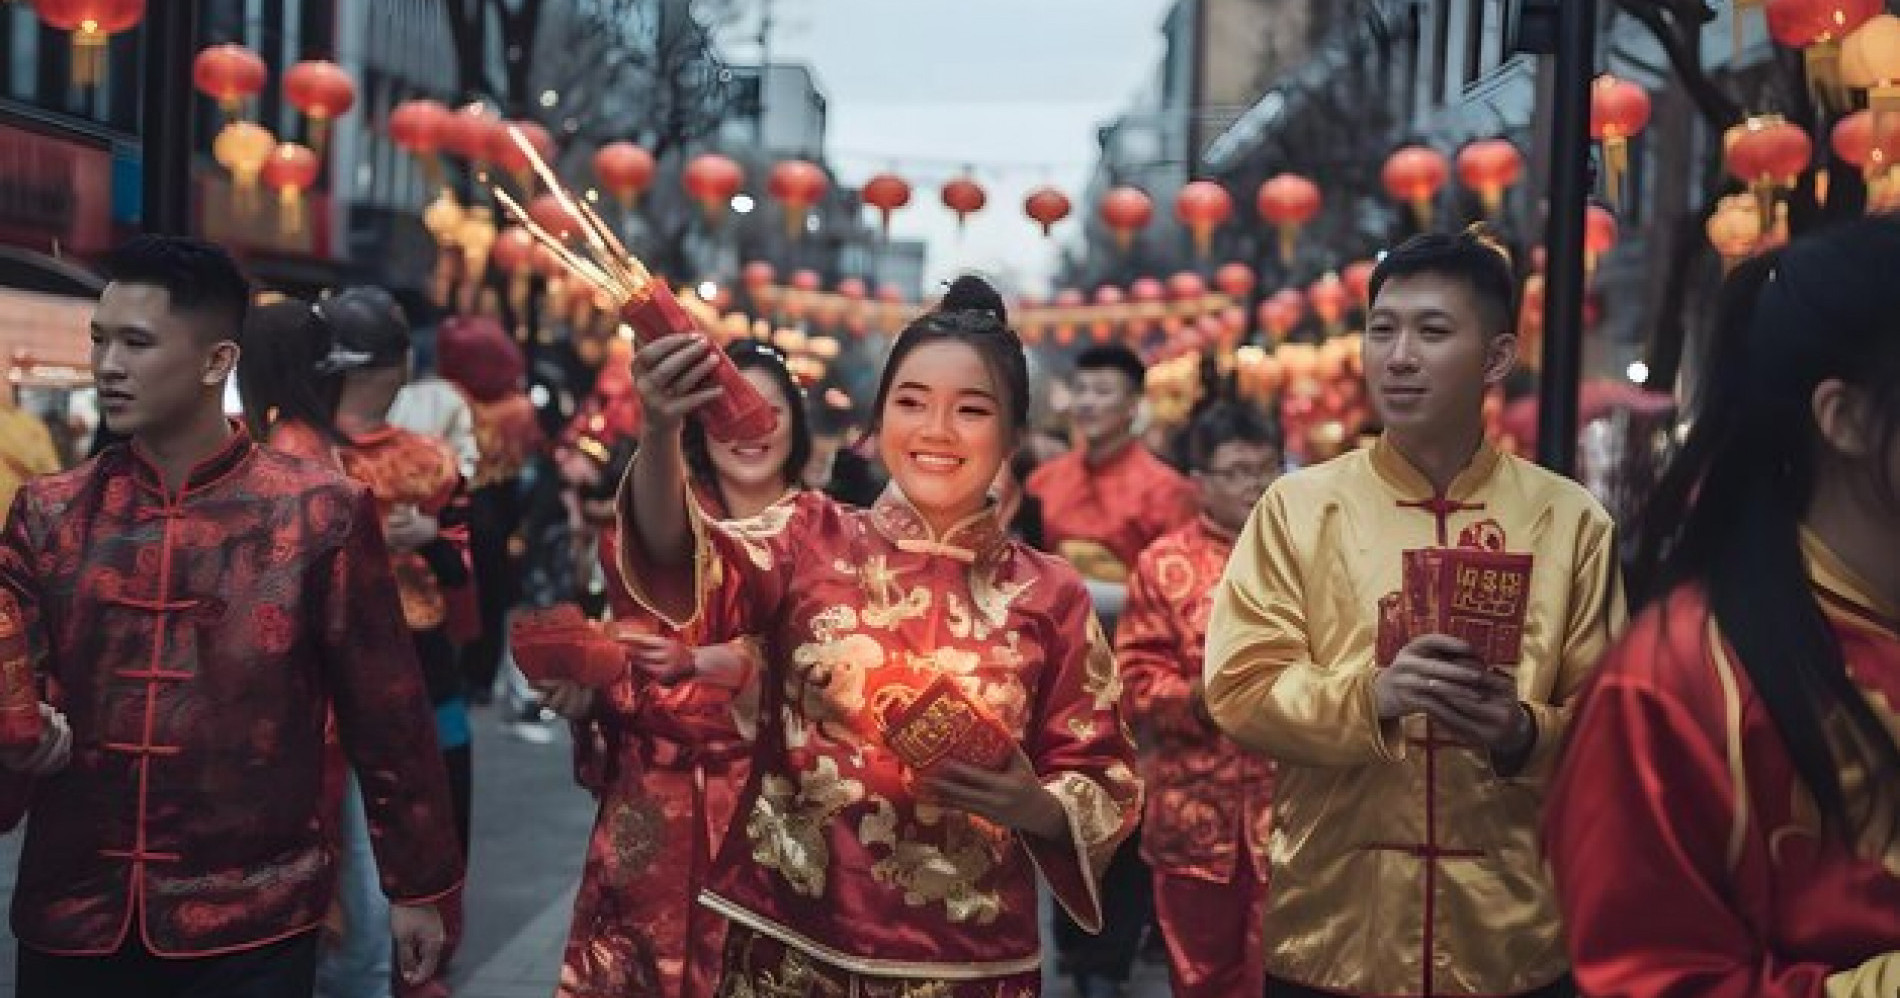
[261,142,321,234]
[1254,174,1322,262]
[769,159,829,239]
[283,60,357,155]
[861,173,912,238]
[1590,75,1652,207]
[1584,205,1619,276]
[1099,186,1154,251]
[683,154,745,223]
[1175,181,1233,258]
[192,43,266,119]
[593,142,655,209]
[941,177,987,230]
[213,120,276,211]
[1343,260,1377,307]
[1456,139,1524,216]
[1382,146,1450,228]
[29,0,144,87]
[1215,263,1256,302]
[1025,187,1073,237]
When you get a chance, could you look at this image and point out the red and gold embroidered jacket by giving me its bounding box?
[1117,518,1273,884]
[1027,440,1196,584]
[0,431,462,957]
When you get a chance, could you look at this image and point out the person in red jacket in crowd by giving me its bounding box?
[1117,400,1283,998]
[0,236,460,998]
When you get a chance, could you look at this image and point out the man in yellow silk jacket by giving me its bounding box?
[1206,230,1625,998]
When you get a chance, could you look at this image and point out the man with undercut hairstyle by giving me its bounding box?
[0,235,461,998]
[1207,230,1624,998]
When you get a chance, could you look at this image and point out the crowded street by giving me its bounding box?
[3,1,1900,997]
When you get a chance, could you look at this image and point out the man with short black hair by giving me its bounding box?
[0,235,461,998]
[1118,400,1282,998]
[1028,343,1196,998]
[1206,231,1624,998]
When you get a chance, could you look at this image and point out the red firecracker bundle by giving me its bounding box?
[876,674,1015,775]
[0,593,43,748]
[508,603,629,688]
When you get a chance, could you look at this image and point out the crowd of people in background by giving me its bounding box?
[0,220,1895,998]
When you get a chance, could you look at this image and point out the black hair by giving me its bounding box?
[103,235,251,343]
[1634,215,1900,843]
[1184,399,1282,471]
[867,275,1030,444]
[237,298,344,444]
[318,285,412,371]
[683,340,813,515]
[1368,228,1518,338]
[1074,344,1147,393]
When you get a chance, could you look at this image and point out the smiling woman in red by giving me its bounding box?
[614,276,1140,996]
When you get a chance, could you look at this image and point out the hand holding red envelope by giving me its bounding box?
[508,603,632,688]
[876,673,1016,775]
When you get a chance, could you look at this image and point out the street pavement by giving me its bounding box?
[0,707,1170,997]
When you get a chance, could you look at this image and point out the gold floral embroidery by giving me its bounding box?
[1080,614,1122,711]
[724,503,799,571]
[790,632,882,733]
[1047,771,1129,863]
[602,796,665,886]
[860,800,1006,925]
[970,567,1032,634]
[746,756,865,897]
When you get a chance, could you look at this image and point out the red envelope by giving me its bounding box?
[1400,548,1534,666]
[509,603,629,688]
[876,674,1015,774]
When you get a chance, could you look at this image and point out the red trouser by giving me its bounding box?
[1152,844,1267,998]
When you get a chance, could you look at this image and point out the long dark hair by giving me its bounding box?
[1634,216,1900,841]
[683,340,813,516]
[237,298,344,443]
[866,275,1030,445]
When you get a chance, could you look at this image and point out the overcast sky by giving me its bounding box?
[720,0,1179,295]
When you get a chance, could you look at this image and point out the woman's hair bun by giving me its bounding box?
[939,274,1008,325]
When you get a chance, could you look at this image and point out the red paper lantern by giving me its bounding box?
[1100,186,1155,251]
[1590,75,1652,206]
[1382,146,1450,227]
[1095,285,1126,306]
[1258,294,1305,342]
[1727,116,1814,189]
[593,142,656,209]
[1175,181,1233,258]
[492,226,535,274]
[743,261,777,292]
[1255,174,1322,262]
[1308,274,1350,332]
[683,154,745,223]
[837,277,869,301]
[1167,272,1208,304]
[29,0,145,86]
[1768,0,1882,47]
[1215,263,1256,301]
[1456,139,1524,215]
[769,160,829,238]
[861,173,913,237]
[1129,277,1166,304]
[440,103,503,163]
[284,60,356,154]
[1025,187,1073,237]
[791,270,822,294]
[490,120,556,191]
[877,284,906,304]
[528,194,583,241]
[261,142,321,234]
[192,43,266,118]
[1343,260,1377,307]
[1585,205,1620,276]
[388,99,452,156]
[941,177,987,229]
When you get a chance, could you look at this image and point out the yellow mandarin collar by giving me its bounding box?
[1801,528,1900,634]
[1369,433,1502,501]
[870,485,1007,565]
